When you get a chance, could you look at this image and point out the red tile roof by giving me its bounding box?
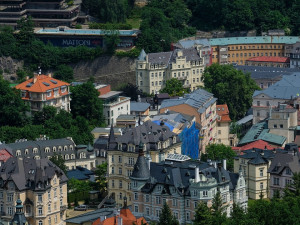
[216,104,231,122]
[246,56,290,63]
[232,140,275,154]
[15,74,69,93]
[93,208,148,225]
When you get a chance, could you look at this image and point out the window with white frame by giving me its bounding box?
[7,206,13,215]
[134,205,138,212]
[145,195,150,202]
[274,177,279,185]
[155,196,161,204]
[38,206,43,216]
[7,193,13,202]
[146,207,150,216]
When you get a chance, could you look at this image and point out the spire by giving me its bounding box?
[138,49,147,61]
[108,124,116,143]
[10,199,28,225]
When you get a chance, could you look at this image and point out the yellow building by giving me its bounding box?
[0,157,68,225]
[210,36,300,65]
[107,121,181,207]
[234,149,276,199]
[136,47,205,94]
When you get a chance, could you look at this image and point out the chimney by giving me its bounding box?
[33,74,38,83]
[117,216,123,225]
[26,76,29,80]
[223,159,227,170]
[195,167,200,182]
[48,73,52,78]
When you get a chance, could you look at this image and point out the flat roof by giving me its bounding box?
[35,27,139,36]
[99,91,122,99]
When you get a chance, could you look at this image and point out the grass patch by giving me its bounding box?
[126,18,141,29]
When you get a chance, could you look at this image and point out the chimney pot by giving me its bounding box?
[195,167,200,182]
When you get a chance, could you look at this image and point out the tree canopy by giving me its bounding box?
[54,64,74,83]
[160,78,190,97]
[201,144,236,171]
[50,153,68,175]
[70,81,105,126]
[157,203,179,225]
[202,64,259,120]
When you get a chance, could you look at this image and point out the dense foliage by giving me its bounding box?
[160,78,190,97]
[137,0,196,52]
[82,0,135,23]
[202,64,259,121]
[158,203,179,225]
[201,144,236,171]
[89,22,132,30]
[185,0,300,34]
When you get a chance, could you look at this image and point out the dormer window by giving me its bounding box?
[53,147,56,152]
[25,149,28,155]
[118,144,122,150]
[157,185,162,191]
[158,142,161,149]
[173,136,176,144]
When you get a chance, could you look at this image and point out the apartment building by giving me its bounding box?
[159,88,217,151]
[268,143,299,198]
[106,120,181,207]
[0,0,80,28]
[252,73,300,124]
[0,137,98,170]
[136,46,205,94]
[99,91,130,126]
[130,146,247,224]
[177,36,300,65]
[216,104,232,146]
[15,74,70,113]
[234,148,287,199]
[0,157,68,225]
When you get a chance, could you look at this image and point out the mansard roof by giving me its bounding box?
[0,157,68,191]
[108,120,179,151]
[138,160,240,195]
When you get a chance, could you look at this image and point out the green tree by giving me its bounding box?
[0,26,17,57]
[202,64,259,120]
[0,77,29,127]
[33,106,57,125]
[211,191,228,224]
[54,64,74,83]
[49,153,68,175]
[157,203,179,225]
[16,17,35,45]
[160,78,190,97]
[194,201,212,225]
[230,203,246,225]
[201,144,236,171]
[94,162,108,192]
[116,83,144,101]
[104,30,120,54]
[70,81,105,126]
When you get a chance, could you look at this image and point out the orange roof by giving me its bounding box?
[93,208,148,225]
[15,75,69,93]
[216,104,231,122]
[246,56,290,63]
[232,140,275,153]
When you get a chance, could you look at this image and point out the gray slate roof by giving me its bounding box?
[160,88,216,113]
[137,160,240,195]
[108,120,180,152]
[268,152,300,174]
[0,157,67,191]
[130,101,150,112]
[253,73,300,99]
[65,208,115,224]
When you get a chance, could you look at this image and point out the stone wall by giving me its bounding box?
[72,55,136,89]
[0,57,24,80]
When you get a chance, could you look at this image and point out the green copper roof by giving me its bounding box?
[238,121,286,146]
[209,36,300,46]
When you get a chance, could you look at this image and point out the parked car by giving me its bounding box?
[74,205,88,211]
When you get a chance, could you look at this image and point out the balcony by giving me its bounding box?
[177,76,187,80]
[124,163,134,168]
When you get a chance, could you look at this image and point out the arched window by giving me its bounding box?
[65,154,69,160]
[71,154,75,159]
[64,146,68,151]
[58,146,62,151]
[25,149,29,155]
[16,150,21,156]
[38,220,43,225]
[70,145,73,151]
[53,147,57,152]
[33,148,38,154]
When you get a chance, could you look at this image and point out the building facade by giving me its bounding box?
[130,147,247,224]
[234,148,284,199]
[136,46,205,94]
[99,91,130,126]
[159,88,217,151]
[0,0,81,28]
[0,138,98,171]
[216,104,232,146]
[15,74,71,113]
[252,73,300,124]
[0,157,68,225]
[268,143,299,198]
[106,121,181,207]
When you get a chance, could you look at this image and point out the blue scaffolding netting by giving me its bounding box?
[179,122,200,159]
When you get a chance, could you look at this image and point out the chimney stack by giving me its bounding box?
[33,74,38,83]
[223,159,227,170]
[48,73,52,78]
[195,167,200,182]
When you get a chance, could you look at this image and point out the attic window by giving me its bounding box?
[50,80,57,84]
[26,82,33,87]
[42,82,50,87]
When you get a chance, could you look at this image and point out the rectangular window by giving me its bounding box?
[118,156,122,163]
[203,190,208,197]
[112,180,115,188]
[257,101,260,106]
[156,196,161,204]
[7,194,13,202]
[186,199,190,207]
[145,195,150,202]
[119,167,122,175]
[172,199,177,207]
[38,207,43,216]
[218,130,221,135]
[260,182,264,190]
[0,192,3,199]
[286,168,291,175]
[119,180,122,188]
[260,168,263,177]
[111,167,114,174]
[54,188,57,198]
[274,177,279,185]
[134,205,138,213]
[186,212,190,221]
[7,206,13,216]
[146,207,150,216]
